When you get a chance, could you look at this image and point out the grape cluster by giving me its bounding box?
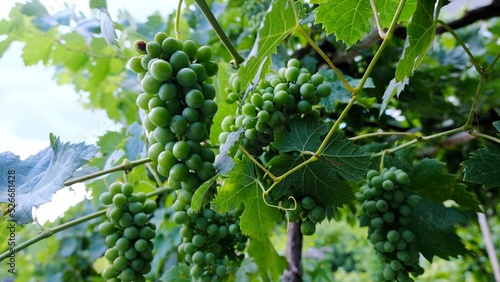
[98,182,158,282]
[173,203,248,281]
[128,32,218,192]
[357,167,424,281]
[220,59,331,157]
[282,196,327,236]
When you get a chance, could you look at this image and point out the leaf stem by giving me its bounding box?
[355,0,406,92]
[349,131,418,141]
[436,20,482,74]
[371,127,464,158]
[175,0,183,40]
[296,26,355,93]
[0,187,172,262]
[63,158,152,186]
[239,145,278,182]
[469,131,500,144]
[465,76,487,130]
[193,0,245,66]
[263,155,318,196]
[485,51,500,74]
[369,0,386,39]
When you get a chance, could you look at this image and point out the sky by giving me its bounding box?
[0,0,489,223]
[0,0,175,223]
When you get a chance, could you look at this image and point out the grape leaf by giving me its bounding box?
[409,158,480,210]
[235,257,260,282]
[374,0,417,28]
[314,0,372,47]
[211,157,282,242]
[89,0,118,46]
[395,0,444,81]
[493,120,500,133]
[379,76,409,116]
[239,0,298,91]
[21,29,55,66]
[191,173,219,212]
[0,136,99,225]
[160,264,190,282]
[462,146,500,189]
[273,118,371,182]
[407,199,469,261]
[247,238,288,281]
[267,154,356,208]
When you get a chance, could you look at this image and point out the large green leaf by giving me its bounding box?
[409,158,480,210]
[374,0,417,28]
[247,238,288,282]
[239,0,298,91]
[462,146,500,189]
[407,200,470,261]
[273,118,371,182]
[314,0,372,47]
[267,154,356,207]
[21,29,56,66]
[211,157,282,242]
[395,0,444,81]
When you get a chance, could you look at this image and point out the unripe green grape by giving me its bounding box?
[274,90,289,106]
[399,216,412,225]
[172,140,190,160]
[148,107,171,128]
[310,73,324,86]
[199,148,215,163]
[196,162,216,181]
[396,239,407,251]
[382,180,394,191]
[287,58,300,68]
[104,247,119,261]
[261,100,274,112]
[384,241,396,253]
[397,251,410,262]
[387,230,400,243]
[201,84,216,100]
[173,211,188,224]
[363,200,378,212]
[190,264,204,279]
[407,195,422,208]
[119,213,134,228]
[129,56,146,73]
[369,232,384,244]
[154,32,168,44]
[300,83,315,98]
[128,202,143,214]
[399,204,412,217]
[169,115,187,134]
[109,206,123,221]
[147,97,163,111]
[200,99,218,117]
[120,183,133,197]
[376,199,389,212]
[136,93,153,110]
[382,211,395,223]
[124,247,138,261]
[301,197,315,210]
[393,190,404,203]
[196,217,208,230]
[371,176,384,189]
[140,54,153,69]
[177,68,198,87]
[218,225,228,238]
[134,212,148,226]
[197,46,213,63]
[112,193,127,207]
[296,73,310,85]
[170,163,190,182]
[192,251,205,265]
[141,75,162,94]
[383,265,396,280]
[100,192,113,205]
[147,142,164,162]
[221,116,235,132]
[105,233,120,248]
[297,99,312,114]
[98,222,115,236]
[371,217,384,229]
[367,170,379,180]
[189,63,207,83]
[204,61,219,77]
[169,49,189,70]
[300,219,316,236]
[146,41,162,58]
[285,66,300,82]
[120,268,136,281]
[161,37,180,55]
[183,40,198,58]
[150,60,173,81]
[401,230,415,242]
[186,121,206,141]
[245,128,258,140]
[192,234,205,247]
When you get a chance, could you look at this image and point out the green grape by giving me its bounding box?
[407,195,422,208]
[197,46,213,63]
[186,122,206,141]
[192,234,205,247]
[384,241,396,252]
[396,172,410,185]
[174,211,188,224]
[382,180,394,191]
[139,226,156,240]
[196,162,216,181]
[383,265,396,280]
[143,200,157,215]
[128,202,143,214]
[119,268,136,281]
[134,239,149,253]
[148,107,171,127]
[129,57,146,73]
[401,230,415,242]
[287,58,300,68]
[364,200,377,212]
[371,217,384,229]
[121,183,134,197]
[119,213,134,228]
[136,93,153,110]
[382,211,395,223]
[133,40,147,55]
[99,222,115,236]
[273,90,289,106]
[216,264,226,277]
[185,153,202,170]
[124,226,139,240]
[154,32,168,44]
[285,66,300,82]
[170,163,190,182]
[393,190,405,203]
[397,251,410,262]
[190,264,204,279]
[183,40,198,58]
[154,126,175,145]
[376,199,389,212]
[141,75,162,94]
[371,176,384,189]
[390,260,403,271]
[124,248,138,260]
[115,237,131,253]
[161,37,180,55]
[300,83,315,98]
[369,232,384,244]
[172,140,190,160]
[170,115,188,134]
[100,192,113,205]
[192,251,205,265]
[204,61,219,77]
[158,83,177,102]
[147,143,164,162]
[104,247,119,261]
[301,197,316,210]
[308,206,326,223]
[189,63,207,83]
[146,41,162,58]
[113,193,127,207]
[148,97,164,110]
[177,68,198,87]
[387,230,400,243]
[399,204,412,217]
[300,219,316,236]
[297,99,312,114]
[310,73,324,86]
[134,212,149,226]
[150,60,173,81]
[185,89,205,108]
[105,233,120,248]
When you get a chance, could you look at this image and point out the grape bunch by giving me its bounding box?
[220,59,331,157]
[357,167,424,281]
[282,196,327,236]
[128,32,218,192]
[98,182,158,282]
[173,203,248,281]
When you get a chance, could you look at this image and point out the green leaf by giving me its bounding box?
[314,0,372,47]
[210,64,235,144]
[407,199,469,261]
[160,264,191,282]
[212,157,282,242]
[21,30,56,65]
[235,257,260,282]
[191,173,219,212]
[379,77,409,116]
[374,0,417,28]
[273,118,371,182]
[395,0,444,81]
[268,154,356,208]
[247,238,288,281]
[462,146,500,189]
[89,0,107,9]
[0,136,99,225]
[90,0,118,47]
[409,158,480,210]
[493,120,500,133]
[52,32,89,72]
[239,0,298,90]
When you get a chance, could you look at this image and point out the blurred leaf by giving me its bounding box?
[21,29,56,65]
[247,238,288,281]
[191,173,218,212]
[214,128,244,176]
[380,77,409,116]
[0,136,99,225]
[160,264,191,282]
[462,146,500,189]
[235,257,260,282]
